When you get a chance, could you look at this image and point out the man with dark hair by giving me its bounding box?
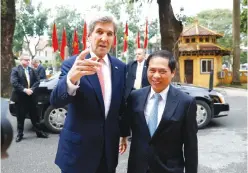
[124,50,198,173]
[50,12,129,173]
[125,48,149,100]
[32,58,46,80]
[10,55,48,142]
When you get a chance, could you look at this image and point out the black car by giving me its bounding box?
[9,72,229,133]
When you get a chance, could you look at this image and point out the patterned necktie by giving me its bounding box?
[148,93,160,137]
[24,68,30,88]
[97,58,105,101]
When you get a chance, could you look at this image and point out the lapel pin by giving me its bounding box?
[115,66,118,69]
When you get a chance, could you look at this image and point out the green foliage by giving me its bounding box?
[184,9,233,50]
[13,2,49,57]
[47,6,84,57]
[241,0,247,34]
[240,51,247,64]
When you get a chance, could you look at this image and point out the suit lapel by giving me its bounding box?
[138,87,152,139]
[107,56,121,116]
[18,65,28,86]
[132,62,137,78]
[84,54,105,114]
[142,61,147,82]
[151,85,180,141]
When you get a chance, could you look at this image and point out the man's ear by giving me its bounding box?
[172,69,176,78]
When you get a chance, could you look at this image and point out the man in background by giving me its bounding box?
[125,48,150,100]
[10,55,48,142]
[32,58,46,80]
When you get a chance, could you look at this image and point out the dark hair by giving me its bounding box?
[146,50,176,72]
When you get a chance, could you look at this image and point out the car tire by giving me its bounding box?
[44,105,67,134]
[196,100,211,129]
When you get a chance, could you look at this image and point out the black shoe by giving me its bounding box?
[36,131,49,138]
[16,135,23,142]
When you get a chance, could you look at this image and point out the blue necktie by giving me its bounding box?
[148,93,160,137]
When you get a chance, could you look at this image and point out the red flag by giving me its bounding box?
[52,23,59,52]
[72,29,79,55]
[82,21,87,50]
[136,31,140,48]
[123,22,128,52]
[60,28,67,60]
[143,19,148,49]
[112,35,117,49]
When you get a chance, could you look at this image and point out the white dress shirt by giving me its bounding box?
[134,60,145,89]
[67,52,112,117]
[144,85,170,127]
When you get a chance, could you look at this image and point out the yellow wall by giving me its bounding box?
[221,69,247,84]
[179,55,223,87]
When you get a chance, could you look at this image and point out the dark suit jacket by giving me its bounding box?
[50,54,130,173]
[125,85,198,173]
[10,65,40,102]
[36,64,46,80]
[125,60,150,99]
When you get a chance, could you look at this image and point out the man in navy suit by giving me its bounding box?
[50,13,129,173]
[124,50,198,173]
[125,48,149,100]
[32,59,46,80]
[10,55,48,142]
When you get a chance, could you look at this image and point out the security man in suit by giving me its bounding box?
[125,48,150,100]
[123,50,198,173]
[32,58,46,80]
[10,55,48,142]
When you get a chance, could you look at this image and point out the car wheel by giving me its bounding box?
[196,100,211,129]
[44,105,67,133]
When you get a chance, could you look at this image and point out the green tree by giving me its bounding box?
[185,9,233,49]
[1,0,31,97]
[47,6,84,57]
[240,0,247,34]
[13,2,49,59]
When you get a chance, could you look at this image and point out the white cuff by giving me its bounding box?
[67,76,80,96]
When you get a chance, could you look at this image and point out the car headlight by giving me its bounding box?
[216,92,225,103]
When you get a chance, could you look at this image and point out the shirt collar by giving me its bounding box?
[137,60,145,66]
[90,51,110,66]
[149,85,170,101]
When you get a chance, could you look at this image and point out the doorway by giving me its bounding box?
[184,60,193,84]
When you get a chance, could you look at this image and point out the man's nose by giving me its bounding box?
[101,34,108,42]
[153,72,161,78]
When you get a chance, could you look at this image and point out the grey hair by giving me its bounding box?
[19,54,30,60]
[32,58,41,64]
[135,48,146,55]
[88,12,118,35]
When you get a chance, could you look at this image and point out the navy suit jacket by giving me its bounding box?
[125,85,198,173]
[125,60,150,100]
[10,65,40,102]
[50,54,129,173]
[36,64,46,80]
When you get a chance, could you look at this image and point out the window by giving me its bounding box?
[212,38,216,43]
[199,38,203,42]
[191,38,195,42]
[186,38,190,43]
[205,38,209,42]
[201,59,213,73]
